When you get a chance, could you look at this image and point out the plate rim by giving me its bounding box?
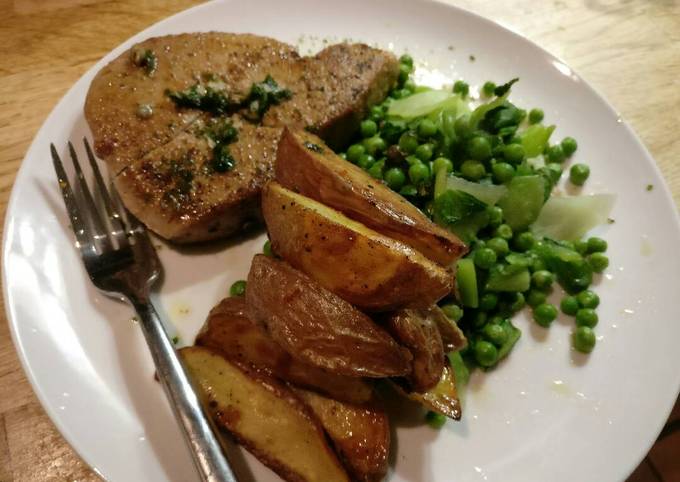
[3,0,679,480]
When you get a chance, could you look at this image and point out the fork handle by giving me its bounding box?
[130,296,239,482]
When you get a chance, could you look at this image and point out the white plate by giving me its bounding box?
[4,0,680,481]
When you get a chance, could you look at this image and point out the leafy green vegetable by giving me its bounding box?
[497,175,545,230]
[243,75,292,120]
[448,351,470,387]
[432,189,486,226]
[456,258,479,308]
[520,124,555,158]
[469,90,510,128]
[479,101,524,138]
[445,175,508,205]
[531,194,616,241]
[533,241,593,293]
[486,264,531,292]
[496,321,521,360]
[132,49,157,76]
[388,90,460,118]
[494,78,519,97]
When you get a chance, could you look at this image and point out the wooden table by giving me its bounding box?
[0,0,678,480]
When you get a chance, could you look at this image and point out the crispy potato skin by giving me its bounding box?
[429,305,468,353]
[385,308,445,392]
[275,128,467,266]
[246,255,412,377]
[395,365,462,420]
[261,182,454,311]
[196,297,373,404]
[293,388,390,482]
[180,347,350,482]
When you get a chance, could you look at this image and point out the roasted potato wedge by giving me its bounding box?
[246,254,412,377]
[261,181,453,311]
[429,305,467,353]
[384,308,445,392]
[293,388,390,482]
[397,365,462,420]
[196,297,373,404]
[180,347,350,482]
[275,128,467,266]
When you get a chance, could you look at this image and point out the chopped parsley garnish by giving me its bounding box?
[167,75,292,121]
[304,142,324,153]
[132,49,158,76]
[646,184,654,191]
[202,118,239,173]
[167,84,236,116]
[242,75,292,120]
[494,78,519,97]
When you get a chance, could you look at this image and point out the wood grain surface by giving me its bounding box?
[0,0,678,481]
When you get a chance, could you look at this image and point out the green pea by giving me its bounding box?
[494,224,513,240]
[229,280,247,297]
[561,136,578,156]
[399,132,419,154]
[473,311,488,328]
[363,136,387,155]
[488,314,505,325]
[486,207,504,228]
[483,323,508,346]
[587,237,607,253]
[474,340,498,367]
[503,143,525,164]
[527,289,548,308]
[533,303,558,327]
[576,290,600,309]
[346,144,365,163]
[531,270,555,290]
[467,136,492,161]
[425,411,446,429]
[587,253,609,273]
[441,303,464,321]
[460,160,486,181]
[482,81,496,97]
[531,257,547,273]
[574,240,589,255]
[454,114,473,139]
[492,162,515,183]
[415,143,434,162]
[546,144,566,163]
[509,292,526,312]
[408,162,430,185]
[399,54,414,67]
[360,119,378,138]
[572,326,596,353]
[263,239,273,257]
[433,157,453,174]
[575,308,598,327]
[453,80,470,97]
[474,248,497,269]
[384,167,406,190]
[570,163,590,186]
[398,63,411,84]
[418,118,438,138]
[403,79,416,92]
[400,184,418,196]
[369,105,384,122]
[357,153,375,169]
[528,108,544,124]
[487,237,509,256]
[513,231,535,252]
[367,162,384,180]
[479,292,499,311]
[561,296,579,315]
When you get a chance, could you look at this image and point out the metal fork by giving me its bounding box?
[51,139,238,482]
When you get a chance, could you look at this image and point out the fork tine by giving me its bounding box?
[83,138,129,249]
[68,141,112,252]
[51,144,97,257]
